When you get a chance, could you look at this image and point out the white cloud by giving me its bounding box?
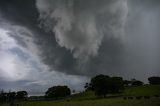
[0,26,88,95]
[0,29,17,50]
[0,28,29,80]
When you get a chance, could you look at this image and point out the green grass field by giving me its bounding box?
[124,85,160,96]
[2,85,160,106]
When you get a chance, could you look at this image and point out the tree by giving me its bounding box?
[16,91,28,100]
[109,77,124,93]
[91,75,110,98]
[84,82,89,89]
[148,77,160,85]
[72,90,76,94]
[90,75,124,98]
[7,92,16,102]
[0,90,6,103]
[84,82,92,91]
[45,86,71,99]
[131,80,143,86]
[123,80,132,86]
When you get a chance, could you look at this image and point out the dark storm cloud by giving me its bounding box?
[0,0,159,81]
[0,0,128,76]
[128,0,160,8]
[123,0,160,81]
[36,0,128,58]
[35,0,128,75]
[0,0,38,26]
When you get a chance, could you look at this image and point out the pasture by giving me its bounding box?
[1,85,160,106]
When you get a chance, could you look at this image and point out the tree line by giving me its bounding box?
[0,75,160,103]
[0,91,27,104]
[44,76,160,99]
[84,75,160,98]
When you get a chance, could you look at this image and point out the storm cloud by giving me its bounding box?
[36,0,128,59]
[34,0,128,75]
[0,0,160,95]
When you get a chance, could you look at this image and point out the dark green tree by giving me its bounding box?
[109,77,124,93]
[84,82,92,91]
[45,86,71,99]
[131,80,143,86]
[123,80,132,86]
[0,90,7,103]
[7,92,16,102]
[84,82,89,89]
[148,77,160,85]
[90,75,124,98]
[91,75,110,98]
[16,91,28,100]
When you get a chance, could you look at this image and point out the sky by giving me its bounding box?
[0,0,160,96]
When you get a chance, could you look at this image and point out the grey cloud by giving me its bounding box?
[0,0,159,84]
[0,80,32,90]
[0,79,47,95]
[34,0,128,76]
[123,0,160,81]
[36,0,128,59]
[0,0,128,76]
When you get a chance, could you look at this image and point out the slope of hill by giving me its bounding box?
[69,85,160,101]
[1,85,160,106]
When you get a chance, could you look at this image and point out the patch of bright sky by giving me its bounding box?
[0,28,29,80]
[0,27,89,94]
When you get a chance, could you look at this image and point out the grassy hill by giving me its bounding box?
[124,84,160,96]
[2,85,160,106]
[69,84,160,100]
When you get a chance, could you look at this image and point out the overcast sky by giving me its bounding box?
[0,0,160,96]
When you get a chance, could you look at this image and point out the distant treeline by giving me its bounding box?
[0,91,27,103]
[0,75,160,103]
[84,75,160,98]
[43,76,160,99]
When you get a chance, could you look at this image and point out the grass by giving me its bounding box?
[124,85,160,96]
[69,91,96,100]
[2,97,160,106]
[1,85,160,106]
